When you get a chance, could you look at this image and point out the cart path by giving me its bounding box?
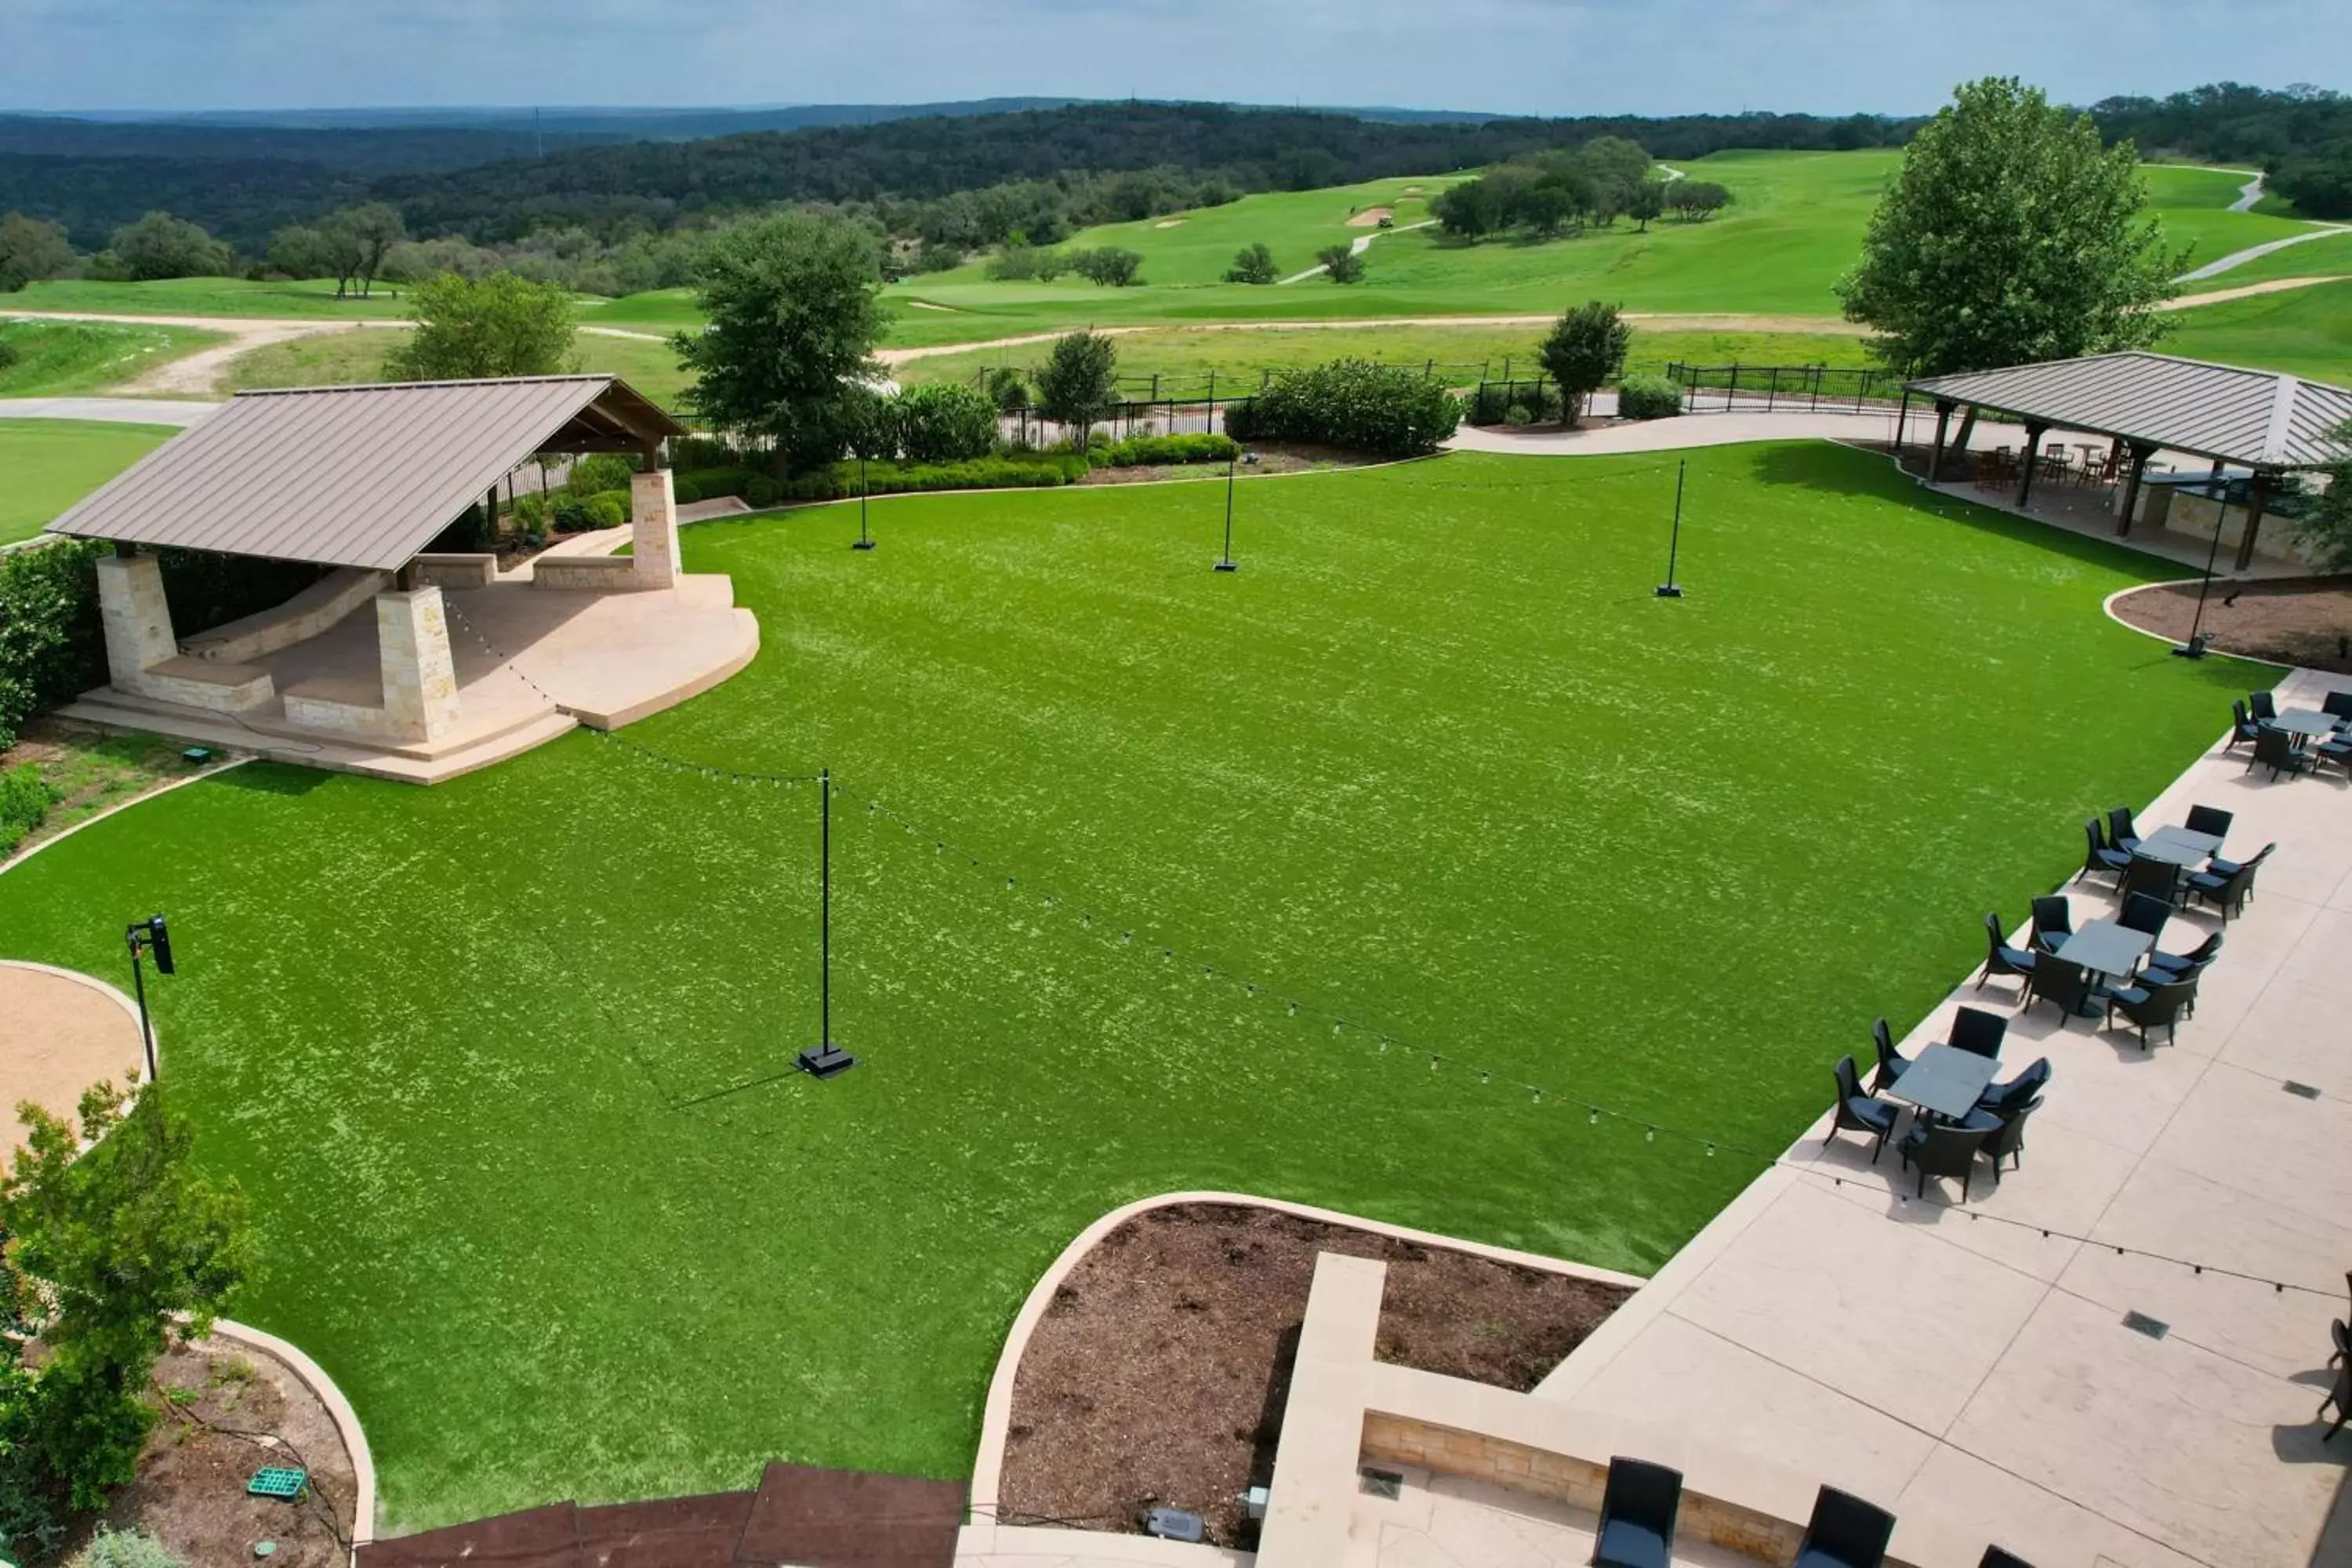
[2176,225,2352,284]
[2159,273,2349,307]
[1275,218,1440,285]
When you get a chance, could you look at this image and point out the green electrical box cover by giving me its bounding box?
[248,1466,307,1499]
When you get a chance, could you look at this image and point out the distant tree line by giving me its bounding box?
[2090,82,2352,217]
[1430,138,1732,241]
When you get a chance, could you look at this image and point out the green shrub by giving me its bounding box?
[745,474,781,507]
[770,455,1087,505]
[511,492,549,531]
[892,383,1000,463]
[671,466,755,505]
[0,763,56,855]
[1467,381,1563,424]
[1094,432,1239,468]
[68,1525,184,1568]
[1504,405,1534,426]
[1615,373,1686,420]
[1223,359,1461,456]
[0,339,17,372]
[0,538,109,750]
[982,366,1029,412]
[582,492,628,530]
[567,453,636,498]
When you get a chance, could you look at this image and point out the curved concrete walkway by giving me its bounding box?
[1446,406,1907,456]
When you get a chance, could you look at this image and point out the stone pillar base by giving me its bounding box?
[630,469,681,590]
[377,589,461,741]
[96,553,178,689]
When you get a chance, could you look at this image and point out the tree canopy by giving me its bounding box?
[1539,301,1632,426]
[89,210,231,281]
[1035,330,1119,452]
[1839,78,2181,377]
[675,210,887,473]
[0,212,71,292]
[384,270,579,381]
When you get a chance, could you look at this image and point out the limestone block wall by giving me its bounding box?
[630,468,681,590]
[534,556,640,592]
[408,554,498,590]
[181,566,393,663]
[376,589,460,741]
[94,554,178,690]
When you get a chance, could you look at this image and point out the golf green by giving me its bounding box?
[0,419,181,545]
[0,443,2263,1530]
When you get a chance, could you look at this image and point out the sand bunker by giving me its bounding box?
[1154,219,1187,229]
[1347,207,1394,228]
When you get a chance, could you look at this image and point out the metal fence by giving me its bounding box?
[1665,362,1902,413]
[972,361,1492,405]
[996,395,1258,447]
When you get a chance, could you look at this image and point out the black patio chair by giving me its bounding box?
[2029,895,2074,955]
[1828,1055,1897,1163]
[1793,1486,1896,1568]
[2026,956,2108,1024]
[2319,733,2352,779]
[1976,1056,2050,1116]
[2202,840,2273,882]
[1592,1455,1681,1568]
[2118,890,2172,941]
[2121,855,2183,914]
[2187,844,2274,922]
[2329,1317,2347,1371]
[2323,690,2352,723]
[2247,725,2315,782]
[2145,930,2223,983]
[1965,1100,2038,1185]
[2226,699,2261,753]
[2184,804,2234,840]
[1979,1549,2035,1568]
[1947,1005,2007,1058]
[2250,691,2278,722]
[2075,820,2130,887]
[2105,975,2197,1049]
[2106,805,2142,855]
[1900,1117,1994,1201]
[2322,1359,2349,1443]
[1871,1018,1911,1094]
[1976,913,2036,993]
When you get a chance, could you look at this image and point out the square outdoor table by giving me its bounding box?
[2132,835,2208,869]
[2147,824,2224,858]
[2273,709,2341,741]
[2056,920,2154,981]
[1888,1044,2000,1123]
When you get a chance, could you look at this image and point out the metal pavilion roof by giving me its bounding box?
[1906,352,2352,471]
[46,376,684,571]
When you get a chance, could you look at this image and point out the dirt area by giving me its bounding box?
[999,1202,1630,1548]
[1347,207,1394,228]
[1076,444,1382,486]
[2110,577,2352,673]
[70,1334,359,1568]
[0,962,145,1157]
[1,717,230,865]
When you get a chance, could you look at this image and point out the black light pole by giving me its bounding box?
[2172,502,2227,659]
[798,771,857,1077]
[124,913,173,1082]
[1655,459,1686,599]
[852,453,875,550]
[1216,451,1258,572]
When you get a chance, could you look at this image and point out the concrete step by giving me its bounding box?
[54,697,579,786]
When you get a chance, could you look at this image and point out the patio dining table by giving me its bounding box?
[2133,829,2214,869]
[2274,709,2343,742]
[2054,920,2154,1014]
[1886,1044,2000,1123]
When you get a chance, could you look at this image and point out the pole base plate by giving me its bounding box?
[1654,585,1684,598]
[851,539,877,551]
[797,1045,858,1078]
[1213,560,1238,573]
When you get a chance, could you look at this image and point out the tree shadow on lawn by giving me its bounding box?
[205,760,333,798]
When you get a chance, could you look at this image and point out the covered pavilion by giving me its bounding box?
[1903,352,2352,572]
[45,376,759,783]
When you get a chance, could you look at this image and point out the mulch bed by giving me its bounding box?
[2109,578,2352,673]
[997,1202,1631,1549]
[1074,443,1381,486]
[73,1333,360,1568]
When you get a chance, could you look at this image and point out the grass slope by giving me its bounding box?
[219,328,695,408]
[6,277,419,320]
[0,318,223,397]
[0,444,2259,1528]
[2165,278,2352,384]
[0,419,179,543]
[2180,229,2352,289]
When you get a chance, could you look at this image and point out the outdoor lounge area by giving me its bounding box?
[42,376,759,782]
[1902,352,2352,577]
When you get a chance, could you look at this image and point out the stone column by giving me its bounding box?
[376,589,460,741]
[630,468,681,590]
[95,551,178,688]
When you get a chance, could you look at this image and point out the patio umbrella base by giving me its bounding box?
[797,1044,859,1078]
[1654,585,1683,598]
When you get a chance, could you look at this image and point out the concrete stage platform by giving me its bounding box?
[60,571,758,784]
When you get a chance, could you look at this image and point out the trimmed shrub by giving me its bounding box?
[1467,381,1563,425]
[670,466,756,505]
[69,1526,185,1568]
[1,763,56,855]
[769,455,1087,505]
[567,453,636,498]
[1504,405,1534,426]
[744,474,782,507]
[1223,359,1461,456]
[891,383,1000,463]
[582,492,628,530]
[1094,432,1239,468]
[1615,373,1685,420]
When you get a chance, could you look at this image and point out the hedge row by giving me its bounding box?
[1091,432,1238,468]
[1,763,56,855]
[775,455,1090,503]
[1225,359,1461,456]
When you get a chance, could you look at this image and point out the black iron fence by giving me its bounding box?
[1665,362,1902,413]
[996,395,1258,447]
[971,361,1491,405]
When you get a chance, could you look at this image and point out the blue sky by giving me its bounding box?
[2,0,2344,114]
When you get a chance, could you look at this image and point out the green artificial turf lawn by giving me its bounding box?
[0,443,2265,1530]
[0,319,224,397]
[0,419,179,543]
[2164,278,2352,384]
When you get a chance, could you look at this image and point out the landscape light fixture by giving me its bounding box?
[797,770,858,1079]
[124,913,173,1082]
[852,453,876,550]
[1655,459,1687,598]
[1216,450,1260,572]
[2171,498,2227,659]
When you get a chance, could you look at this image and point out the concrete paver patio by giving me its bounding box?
[1541,666,2352,1568]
